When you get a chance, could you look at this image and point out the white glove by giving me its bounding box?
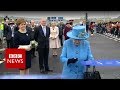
[0,48,5,52]
[18,45,31,51]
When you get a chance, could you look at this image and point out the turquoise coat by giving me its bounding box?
[60,39,94,79]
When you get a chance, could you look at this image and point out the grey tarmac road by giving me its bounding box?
[0,33,120,79]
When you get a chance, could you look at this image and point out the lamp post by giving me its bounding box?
[85,12,89,33]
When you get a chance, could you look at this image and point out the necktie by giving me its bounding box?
[43,26,46,36]
[11,26,14,37]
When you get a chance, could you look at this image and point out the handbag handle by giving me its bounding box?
[84,60,96,72]
[86,65,96,72]
[93,66,96,72]
[84,59,90,72]
[86,65,90,72]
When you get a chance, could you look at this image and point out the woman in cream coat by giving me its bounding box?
[49,22,61,56]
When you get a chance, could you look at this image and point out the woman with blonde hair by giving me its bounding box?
[49,22,61,56]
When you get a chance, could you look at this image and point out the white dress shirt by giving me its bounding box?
[41,25,46,36]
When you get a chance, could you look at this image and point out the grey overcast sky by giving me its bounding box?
[0,11,120,19]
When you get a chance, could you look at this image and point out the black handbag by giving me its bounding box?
[83,65,101,79]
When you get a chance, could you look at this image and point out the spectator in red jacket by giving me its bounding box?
[64,22,72,40]
[89,22,95,36]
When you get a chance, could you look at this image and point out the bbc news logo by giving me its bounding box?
[8,54,23,63]
[5,48,26,69]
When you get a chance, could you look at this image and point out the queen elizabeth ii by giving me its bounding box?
[60,25,94,79]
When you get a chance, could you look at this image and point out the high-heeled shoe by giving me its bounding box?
[52,53,55,56]
[55,53,57,56]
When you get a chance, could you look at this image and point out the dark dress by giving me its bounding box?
[64,26,72,40]
[14,30,31,70]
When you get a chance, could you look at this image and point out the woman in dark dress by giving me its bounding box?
[14,18,32,75]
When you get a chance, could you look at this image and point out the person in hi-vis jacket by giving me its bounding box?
[60,25,94,79]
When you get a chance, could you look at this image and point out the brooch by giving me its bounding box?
[77,32,85,38]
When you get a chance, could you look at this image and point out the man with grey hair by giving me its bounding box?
[29,20,36,57]
[34,18,53,74]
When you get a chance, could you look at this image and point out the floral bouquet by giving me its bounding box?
[30,40,38,48]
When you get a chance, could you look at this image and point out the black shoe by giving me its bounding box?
[40,70,48,74]
[44,71,48,74]
[40,69,45,73]
[45,69,53,72]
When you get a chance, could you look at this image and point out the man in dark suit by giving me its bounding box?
[57,22,65,46]
[5,20,15,48]
[3,19,15,48]
[28,20,36,58]
[34,18,53,73]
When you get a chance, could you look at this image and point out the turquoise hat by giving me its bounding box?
[67,26,89,40]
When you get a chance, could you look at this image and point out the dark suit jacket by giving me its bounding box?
[3,24,8,37]
[4,24,18,40]
[14,25,19,32]
[57,24,65,36]
[27,26,36,40]
[34,25,50,48]
[3,24,13,40]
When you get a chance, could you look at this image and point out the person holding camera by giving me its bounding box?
[60,25,94,79]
